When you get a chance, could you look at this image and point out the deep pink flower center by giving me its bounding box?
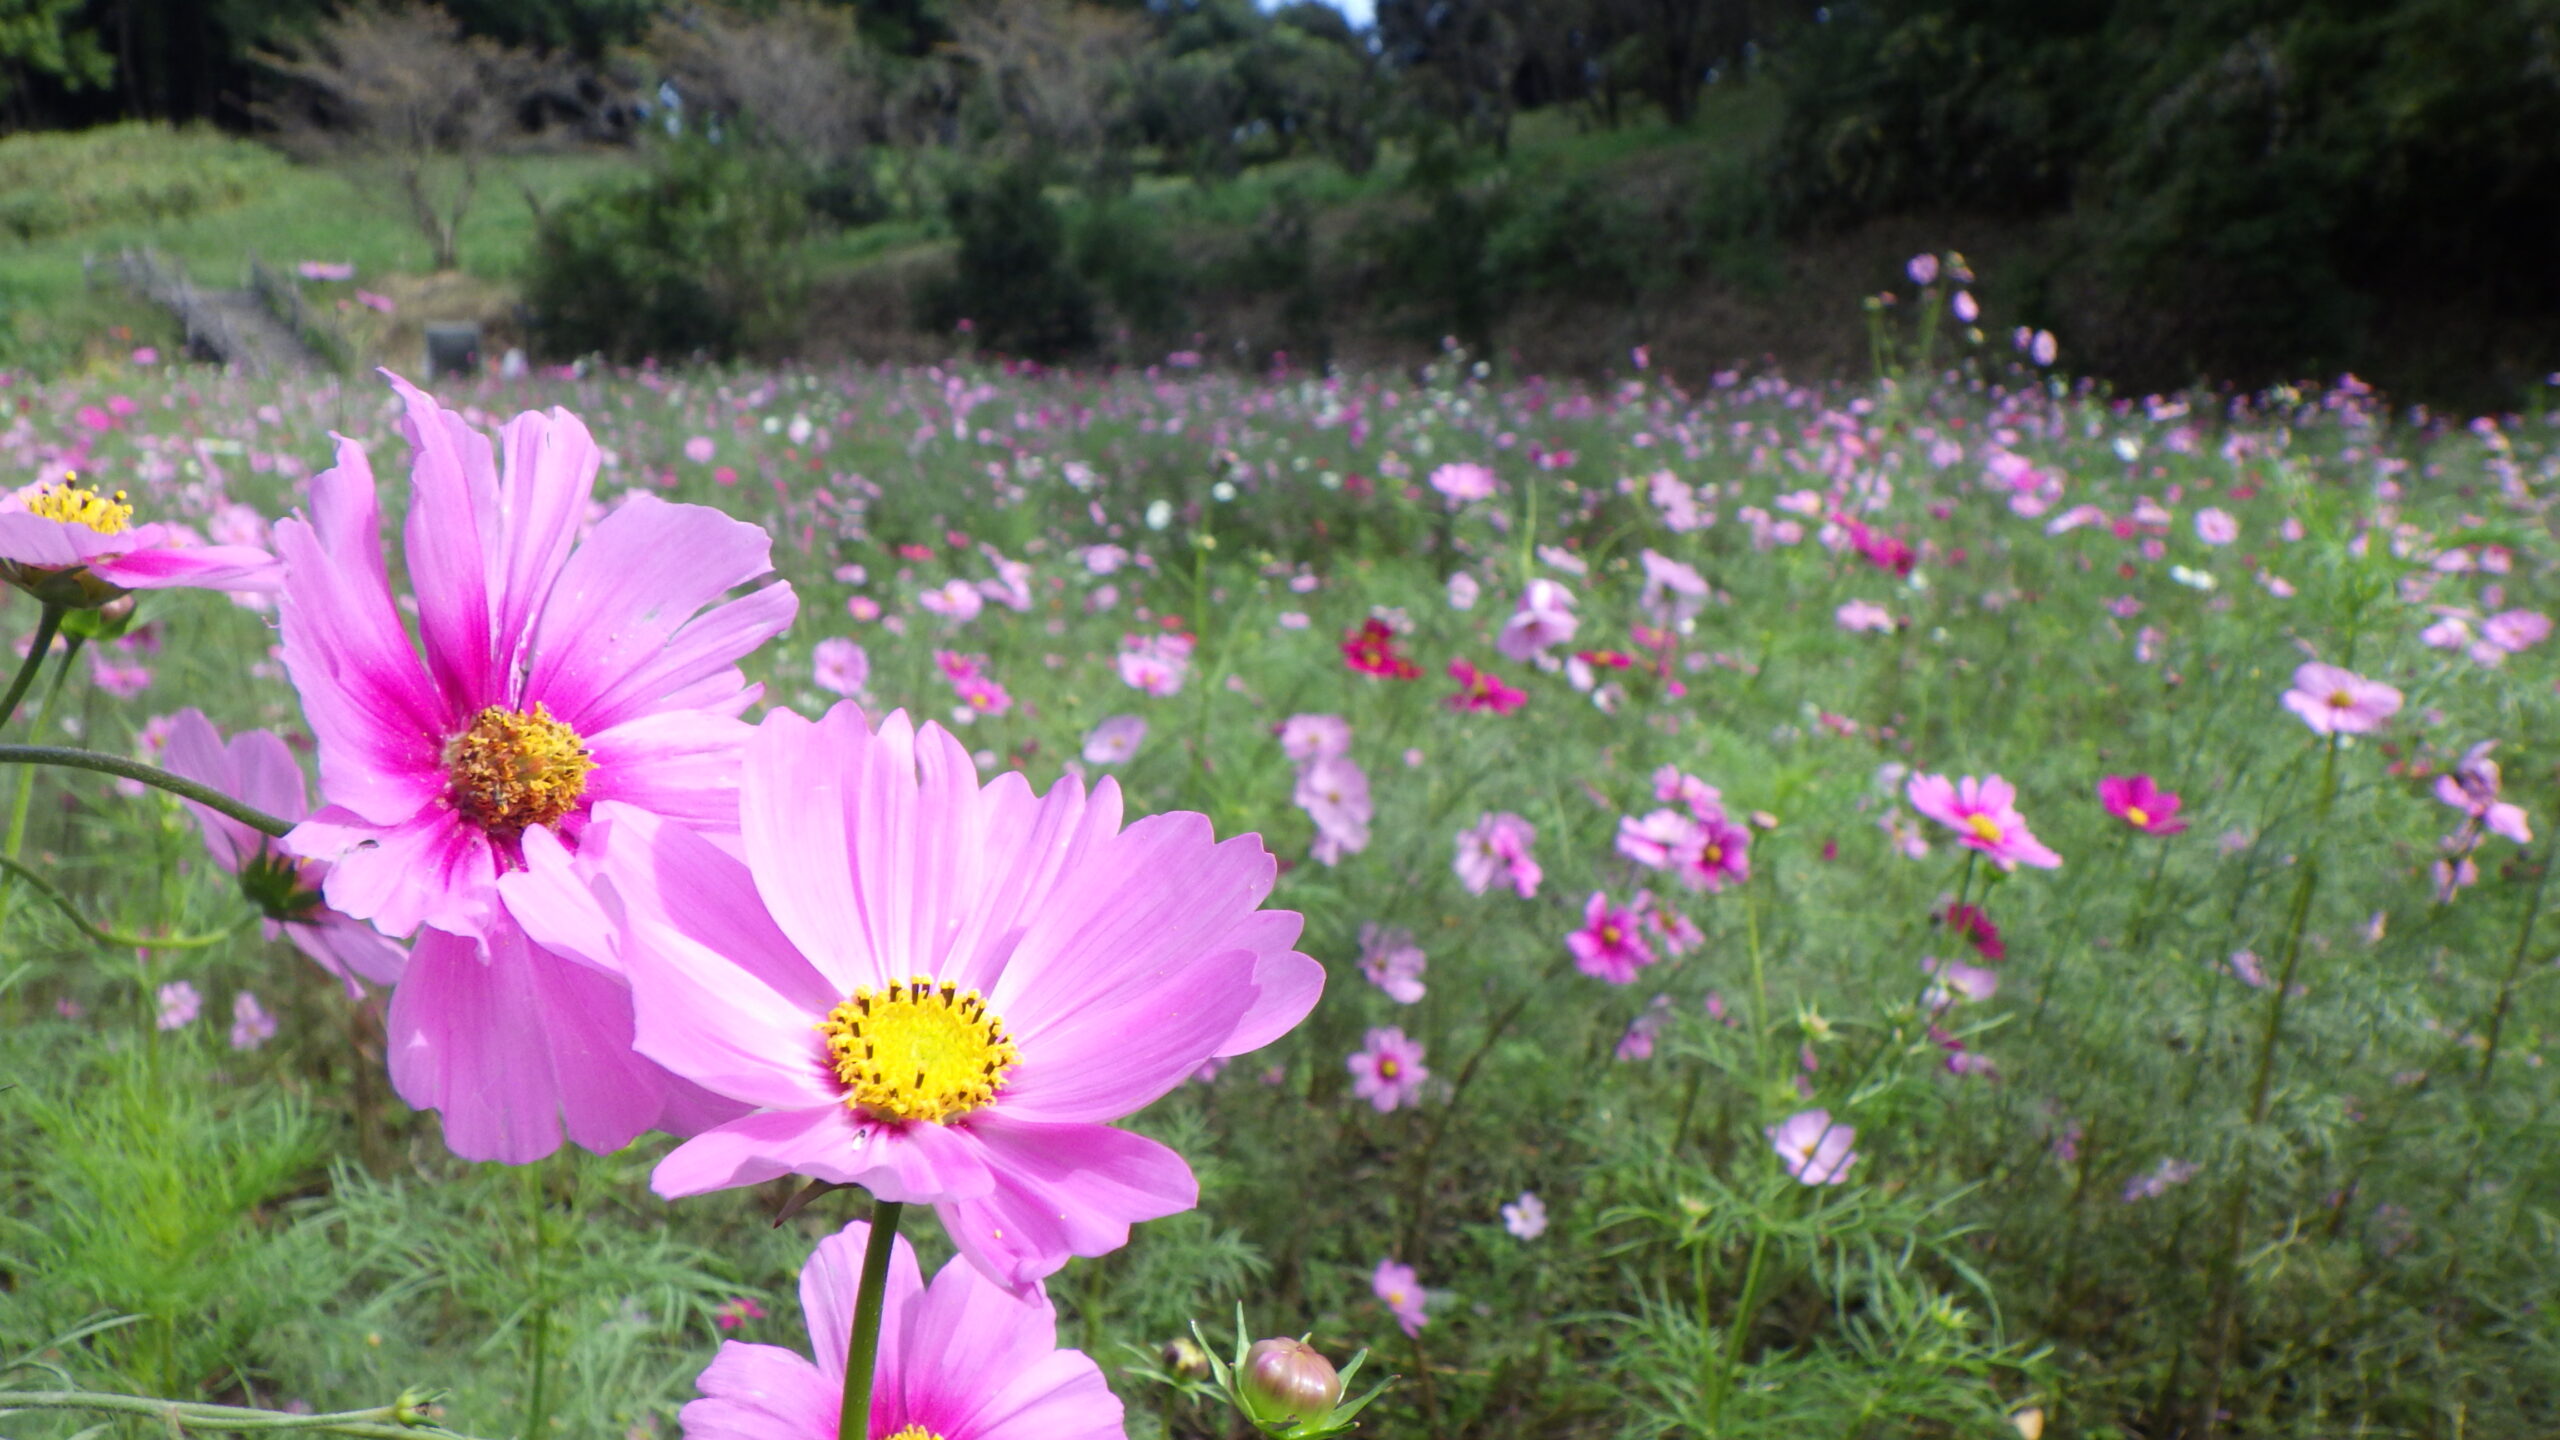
[818,976,1019,1125]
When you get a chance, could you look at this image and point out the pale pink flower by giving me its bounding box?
[918,578,984,622]
[2194,508,2239,545]
[682,436,716,464]
[1500,1191,1547,1240]
[229,991,278,1051]
[1768,1109,1857,1185]
[1616,808,1693,869]
[1446,571,1481,609]
[1294,754,1373,865]
[1372,1257,1429,1336]
[1638,550,1709,626]
[1429,462,1496,505]
[1116,632,1193,696]
[2482,610,2552,656]
[1836,599,1895,633]
[2434,741,2532,844]
[157,980,202,1030]
[810,637,868,698]
[1496,579,1579,662]
[2123,1157,2200,1202]
[1358,923,1427,1004]
[1454,812,1540,897]
[1906,773,2062,870]
[1348,1027,1429,1112]
[1081,713,1147,766]
[2281,662,2402,735]
[1277,713,1352,763]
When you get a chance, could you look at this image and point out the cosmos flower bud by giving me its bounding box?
[1241,1338,1344,1427]
[1162,1335,1211,1380]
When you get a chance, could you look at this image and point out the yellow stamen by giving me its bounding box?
[879,1428,944,1440]
[23,474,133,536]
[442,703,595,837]
[1379,1059,1400,1079]
[819,976,1020,1125]
[2328,689,2354,710]
[2124,805,2150,828]
[1965,814,2005,844]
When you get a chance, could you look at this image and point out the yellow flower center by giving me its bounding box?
[879,1428,943,1440]
[1379,1058,1401,1079]
[1600,924,1622,945]
[820,976,1020,1124]
[2124,805,2151,828]
[23,475,133,536]
[1964,814,2004,844]
[2328,689,2354,710]
[442,703,596,838]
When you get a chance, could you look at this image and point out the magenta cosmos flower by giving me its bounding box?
[161,709,406,996]
[1568,890,1657,985]
[681,1219,1123,1440]
[2097,774,2189,836]
[276,374,798,940]
[1346,1025,1429,1112]
[2282,662,2402,736]
[0,473,279,606]
[1905,773,2061,870]
[526,704,1323,1291]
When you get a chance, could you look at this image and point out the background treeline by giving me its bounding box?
[1,0,2555,402]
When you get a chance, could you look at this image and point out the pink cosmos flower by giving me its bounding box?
[2097,774,2189,836]
[157,980,202,1030]
[1767,1109,1858,1185]
[1500,1191,1547,1240]
[1670,812,1752,892]
[1453,812,1540,897]
[1446,571,1481,609]
[1080,714,1147,766]
[1372,1258,1429,1336]
[1906,773,2062,870]
[538,705,1323,1292]
[1428,462,1496,505]
[1615,808,1692,868]
[682,436,717,464]
[2482,610,2552,658]
[811,637,868,698]
[711,1297,765,1331]
[1446,658,1528,715]
[1117,632,1194,695]
[1294,754,1372,865]
[1277,713,1352,763]
[1358,922,1427,1004]
[919,578,985,622]
[1347,1025,1430,1112]
[2194,508,2239,545]
[272,376,796,1161]
[161,710,407,996]
[1496,579,1579,661]
[2435,741,2532,844]
[1616,994,1672,1060]
[1569,890,1657,984]
[2282,662,2402,735]
[0,473,279,607]
[229,991,278,1051]
[1836,600,1895,633]
[679,1219,1123,1440]
[1921,956,1999,1007]
[276,374,797,941]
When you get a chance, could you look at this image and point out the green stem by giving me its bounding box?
[2475,849,2549,1086]
[1707,1224,1775,1429]
[0,854,251,949]
[0,746,294,838]
[0,1390,472,1438]
[840,1199,905,1440]
[2194,733,2338,1439]
[4,637,81,863]
[0,603,64,730]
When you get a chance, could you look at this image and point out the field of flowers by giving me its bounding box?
[2,271,2557,1440]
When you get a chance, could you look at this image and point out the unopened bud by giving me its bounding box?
[1241,1338,1343,1426]
[1161,1335,1209,1379]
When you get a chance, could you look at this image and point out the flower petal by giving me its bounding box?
[933,1116,1197,1292]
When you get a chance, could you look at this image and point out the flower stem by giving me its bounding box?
[2475,849,2549,1086]
[4,636,81,865]
[0,603,64,730]
[2193,733,2337,1439]
[0,745,295,837]
[839,1198,905,1440]
[0,853,250,949]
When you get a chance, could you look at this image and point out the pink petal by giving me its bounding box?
[998,947,1263,1122]
[933,1116,1196,1292]
[86,541,281,592]
[582,708,756,833]
[298,804,500,940]
[389,372,506,710]
[805,1221,924,1388]
[486,403,600,674]
[680,1342,835,1440]
[386,924,665,1164]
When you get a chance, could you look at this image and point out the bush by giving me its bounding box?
[524,139,810,363]
[1069,194,1192,348]
[0,123,288,242]
[920,163,1095,361]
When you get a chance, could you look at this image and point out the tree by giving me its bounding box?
[254,2,550,272]
[0,0,110,109]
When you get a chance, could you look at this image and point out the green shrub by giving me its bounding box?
[0,123,289,242]
[524,139,811,363]
[1070,194,1192,347]
[921,163,1095,362]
